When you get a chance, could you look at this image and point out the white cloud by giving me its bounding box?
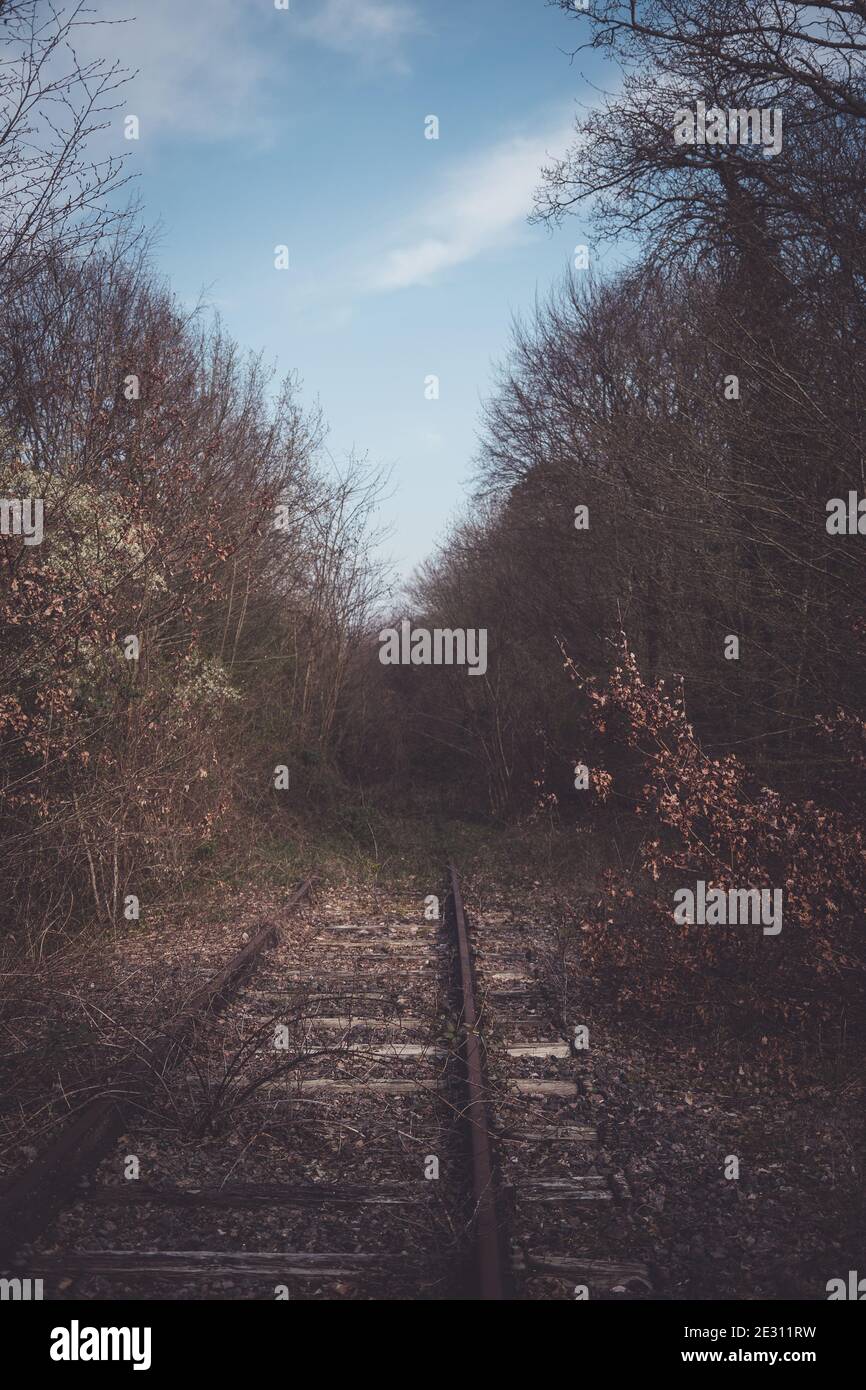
[297,0,422,64]
[73,0,272,141]
[367,121,575,292]
[79,0,422,142]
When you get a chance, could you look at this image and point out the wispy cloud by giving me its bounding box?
[78,0,272,141]
[296,0,423,66]
[81,0,423,142]
[366,120,574,292]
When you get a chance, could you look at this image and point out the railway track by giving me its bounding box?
[0,867,651,1300]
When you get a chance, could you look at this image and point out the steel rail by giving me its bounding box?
[0,876,316,1267]
[448,863,507,1300]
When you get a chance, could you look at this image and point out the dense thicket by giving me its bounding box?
[0,240,386,948]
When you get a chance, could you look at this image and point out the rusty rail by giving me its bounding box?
[447,863,507,1300]
[0,876,316,1267]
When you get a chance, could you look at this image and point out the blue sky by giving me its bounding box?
[85,0,620,579]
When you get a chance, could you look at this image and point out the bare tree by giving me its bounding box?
[536,1,866,284]
[0,0,134,289]
[551,1,866,121]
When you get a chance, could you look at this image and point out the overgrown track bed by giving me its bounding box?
[0,879,317,1268]
[1,868,652,1300]
[1,881,469,1300]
